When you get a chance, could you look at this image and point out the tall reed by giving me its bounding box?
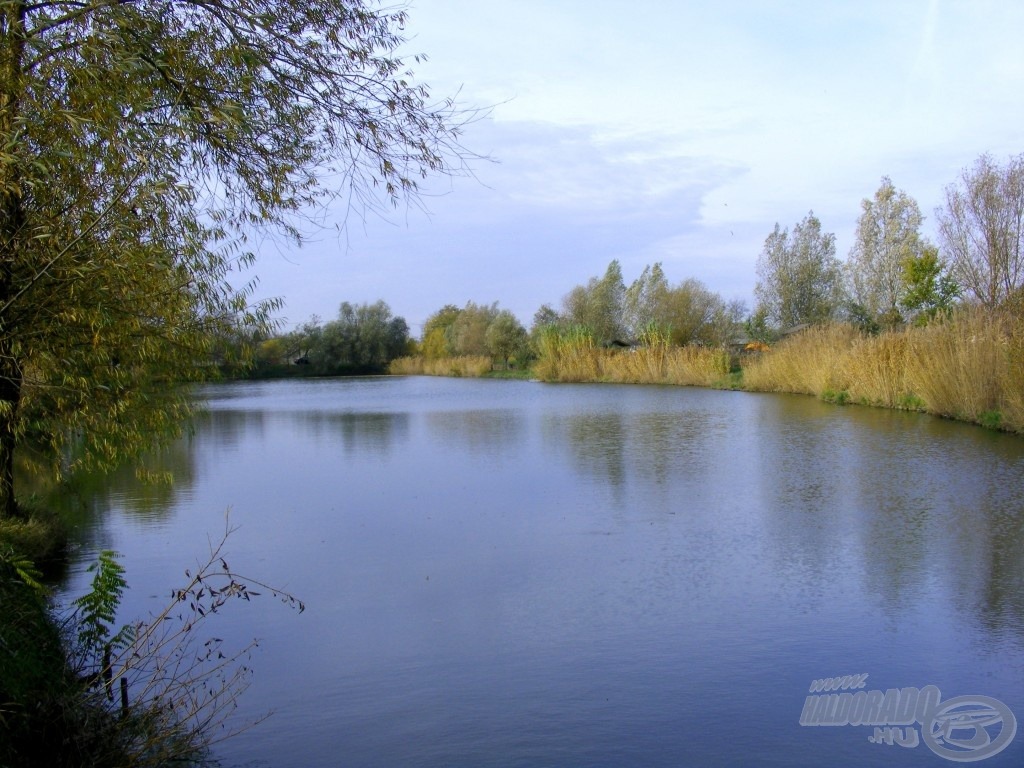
[741,324,859,396]
[740,312,1024,432]
[533,326,601,383]
[389,355,492,378]
[903,309,1006,424]
[534,324,729,386]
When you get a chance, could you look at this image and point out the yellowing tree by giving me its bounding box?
[0,1,467,518]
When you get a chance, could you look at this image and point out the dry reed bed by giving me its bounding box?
[741,310,1024,432]
[534,336,729,387]
[388,355,493,378]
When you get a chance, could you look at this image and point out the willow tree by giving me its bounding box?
[755,212,844,330]
[847,177,925,324]
[0,1,467,518]
[937,153,1024,308]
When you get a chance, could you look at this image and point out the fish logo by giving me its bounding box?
[922,695,1017,762]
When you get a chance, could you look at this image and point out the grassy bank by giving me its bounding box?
[741,308,1024,432]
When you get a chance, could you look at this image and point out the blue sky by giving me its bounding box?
[248,0,1024,335]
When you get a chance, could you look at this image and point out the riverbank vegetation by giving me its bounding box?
[248,300,414,378]
[387,154,1024,434]
[389,354,494,378]
[743,307,1024,432]
[1,530,304,768]
[532,325,731,386]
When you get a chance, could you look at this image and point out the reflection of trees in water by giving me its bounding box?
[205,407,410,457]
[756,394,1024,641]
[554,412,626,489]
[314,411,410,456]
[28,433,199,544]
[753,397,861,601]
[851,417,1024,641]
[424,410,522,457]
[945,454,1024,644]
[199,408,267,451]
[544,409,720,497]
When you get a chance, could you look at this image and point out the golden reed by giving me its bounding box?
[741,309,1024,432]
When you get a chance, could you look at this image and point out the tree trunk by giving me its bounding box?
[0,350,22,519]
[0,1,27,519]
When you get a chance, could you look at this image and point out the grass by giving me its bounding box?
[0,503,69,565]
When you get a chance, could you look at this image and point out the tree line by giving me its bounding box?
[753,154,1023,336]
[250,151,1024,378]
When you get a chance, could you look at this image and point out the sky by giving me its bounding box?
[246,0,1024,336]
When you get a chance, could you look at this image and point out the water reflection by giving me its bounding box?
[300,411,410,456]
[543,409,722,494]
[425,409,522,457]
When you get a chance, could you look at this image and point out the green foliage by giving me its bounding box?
[900,244,961,325]
[563,260,627,344]
[846,302,881,335]
[421,304,462,359]
[898,392,926,410]
[485,310,529,367]
[72,551,134,668]
[744,306,776,344]
[0,502,67,564]
[980,410,1003,430]
[822,388,851,405]
[0,544,44,595]
[317,301,409,372]
[447,301,500,356]
[623,263,669,339]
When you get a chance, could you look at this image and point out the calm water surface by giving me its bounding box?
[58,376,1024,767]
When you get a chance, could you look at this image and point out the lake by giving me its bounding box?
[57,376,1024,767]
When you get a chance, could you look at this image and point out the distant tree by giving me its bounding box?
[288,316,324,364]
[659,278,727,346]
[847,177,925,325]
[305,301,408,372]
[937,153,1024,308]
[623,263,669,339]
[900,245,961,325]
[447,301,499,356]
[421,304,462,359]
[563,260,627,344]
[485,311,529,368]
[707,298,749,347]
[531,304,562,332]
[255,337,290,369]
[755,212,844,329]
[744,306,775,344]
